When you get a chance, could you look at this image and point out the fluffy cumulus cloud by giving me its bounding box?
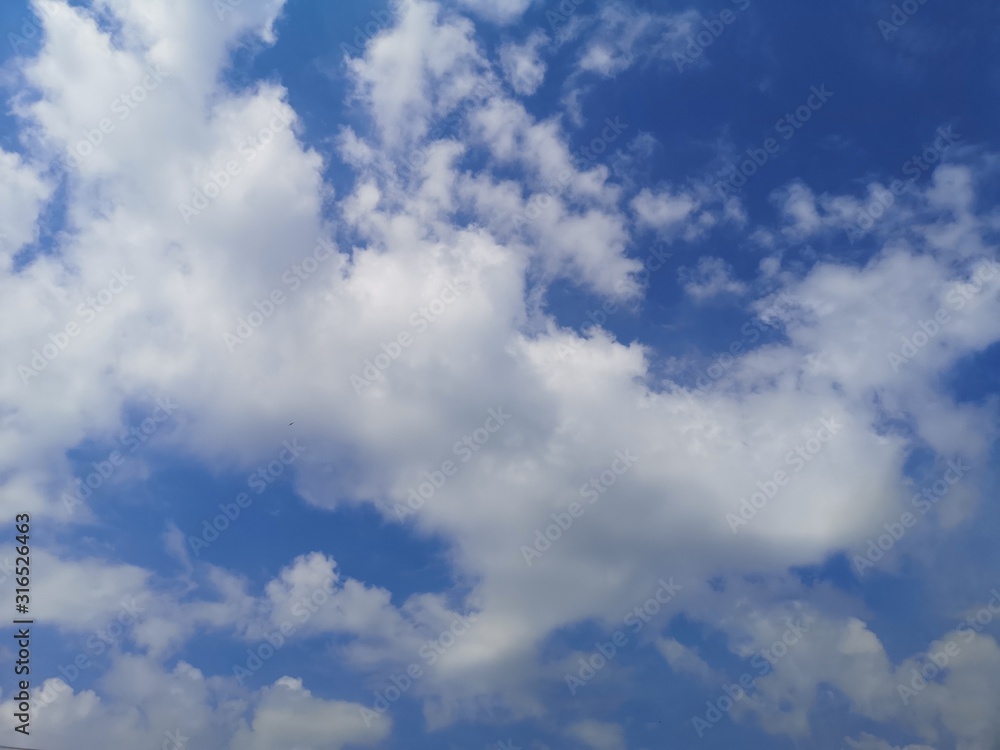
[230,677,392,750]
[679,256,747,300]
[573,3,700,79]
[566,719,626,750]
[499,30,549,96]
[0,0,997,748]
[457,0,534,25]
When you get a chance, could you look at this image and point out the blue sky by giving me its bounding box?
[0,1,998,749]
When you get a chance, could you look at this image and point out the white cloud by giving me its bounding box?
[656,637,718,683]
[575,5,700,78]
[566,719,626,750]
[345,0,493,148]
[845,734,936,750]
[558,3,701,124]
[773,181,823,239]
[230,677,391,750]
[679,256,747,300]
[2,0,999,745]
[0,656,388,750]
[0,150,52,267]
[456,0,533,25]
[500,31,548,95]
[16,549,150,630]
[631,187,698,231]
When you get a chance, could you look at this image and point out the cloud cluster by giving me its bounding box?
[1,0,998,747]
